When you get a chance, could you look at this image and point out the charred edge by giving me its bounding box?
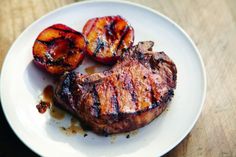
[161,89,174,104]
[59,72,76,106]
[156,58,171,67]
[158,58,168,64]
[52,27,83,36]
[93,38,106,56]
[102,130,109,137]
[78,118,92,131]
[116,26,130,53]
[173,72,177,82]
[34,56,44,64]
[37,37,75,49]
[168,62,177,82]
[91,85,100,118]
[150,87,160,109]
[168,89,174,97]
[157,58,177,83]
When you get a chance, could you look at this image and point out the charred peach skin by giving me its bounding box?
[33,24,86,74]
[83,16,134,65]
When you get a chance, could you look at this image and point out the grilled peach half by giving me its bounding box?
[83,15,134,64]
[33,24,86,74]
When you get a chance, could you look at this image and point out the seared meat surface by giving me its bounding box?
[55,41,177,135]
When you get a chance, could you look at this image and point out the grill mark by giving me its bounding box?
[36,53,71,67]
[44,53,71,67]
[52,27,83,36]
[37,38,75,53]
[93,38,106,56]
[47,58,71,67]
[85,18,98,36]
[110,83,119,117]
[123,74,138,110]
[37,35,81,51]
[37,37,74,48]
[91,85,101,117]
[36,38,78,67]
[130,79,138,107]
[34,56,44,64]
[116,26,129,52]
[151,58,174,71]
[148,75,161,109]
[37,39,53,46]
[105,20,116,39]
[86,18,105,57]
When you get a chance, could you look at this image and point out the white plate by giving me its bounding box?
[0,1,206,157]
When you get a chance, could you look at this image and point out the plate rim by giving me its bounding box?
[0,0,207,156]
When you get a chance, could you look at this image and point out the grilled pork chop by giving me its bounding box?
[55,41,177,135]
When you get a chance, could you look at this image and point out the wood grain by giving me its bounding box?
[0,0,236,156]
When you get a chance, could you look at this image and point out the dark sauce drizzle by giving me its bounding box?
[36,85,53,113]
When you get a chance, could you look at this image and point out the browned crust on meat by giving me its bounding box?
[55,41,177,135]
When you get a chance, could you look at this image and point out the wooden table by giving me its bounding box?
[0,0,236,156]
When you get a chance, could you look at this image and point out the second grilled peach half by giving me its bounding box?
[83,16,134,64]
